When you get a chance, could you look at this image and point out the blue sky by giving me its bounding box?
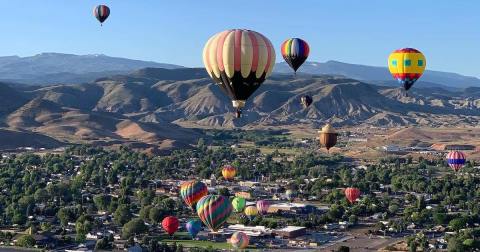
[0,1,479,77]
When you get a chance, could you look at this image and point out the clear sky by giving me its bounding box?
[0,0,479,77]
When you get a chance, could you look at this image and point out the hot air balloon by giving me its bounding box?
[447,151,466,172]
[180,180,208,209]
[281,38,310,75]
[162,216,179,236]
[256,200,270,214]
[345,187,361,204]
[230,231,250,249]
[286,189,295,201]
[203,29,276,118]
[186,219,202,239]
[319,124,338,152]
[244,206,258,220]
[93,5,110,26]
[232,197,246,213]
[300,95,313,109]
[388,48,426,92]
[222,165,236,181]
[196,195,233,232]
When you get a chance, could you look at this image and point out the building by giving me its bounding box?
[274,226,307,238]
[431,144,476,151]
[268,203,318,214]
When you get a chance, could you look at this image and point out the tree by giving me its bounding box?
[447,237,465,252]
[114,204,132,226]
[149,208,164,223]
[122,218,147,239]
[16,235,35,248]
[57,208,71,227]
[449,218,467,231]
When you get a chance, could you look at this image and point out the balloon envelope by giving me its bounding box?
[319,124,338,151]
[186,219,202,238]
[93,5,110,24]
[301,95,313,109]
[256,200,270,214]
[447,151,466,172]
[244,206,258,217]
[281,38,310,73]
[388,48,426,91]
[222,165,236,181]
[202,29,276,117]
[232,197,246,212]
[196,195,233,232]
[231,231,249,249]
[180,180,208,209]
[345,187,361,204]
[162,216,179,235]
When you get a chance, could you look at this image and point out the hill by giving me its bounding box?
[1,67,480,150]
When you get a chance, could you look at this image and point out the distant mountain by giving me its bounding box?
[274,61,480,89]
[0,53,183,85]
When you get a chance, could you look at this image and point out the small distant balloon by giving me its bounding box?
[446,151,466,172]
[232,197,246,213]
[162,216,179,236]
[186,219,202,238]
[300,95,313,109]
[230,231,250,249]
[93,5,110,26]
[222,165,236,181]
[281,38,310,74]
[345,187,361,204]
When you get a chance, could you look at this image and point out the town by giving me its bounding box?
[0,128,478,252]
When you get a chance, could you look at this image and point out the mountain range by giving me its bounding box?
[0,53,479,150]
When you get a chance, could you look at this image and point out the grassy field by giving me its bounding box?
[162,239,232,250]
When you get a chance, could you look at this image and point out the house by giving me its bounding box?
[274,226,307,238]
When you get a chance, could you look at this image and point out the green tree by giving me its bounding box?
[114,204,132,226]
[16,235,35,248]
[122,218,147,239]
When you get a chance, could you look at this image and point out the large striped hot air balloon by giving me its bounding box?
[281,38,310,74]
[162,216,179,236]
[345,187,361,204]
[256,200,270,214]
[222,165,236,181]
[446,151,466,172]
[93,5,110,26]
[232,197,246,213]
[180,180,208,210]
[186,219,202,239]
[388,48,426,92]
[203,29,276,118]
[196,195,233,232]
[230,231,250,249]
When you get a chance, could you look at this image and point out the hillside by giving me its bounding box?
[1,67,480,150]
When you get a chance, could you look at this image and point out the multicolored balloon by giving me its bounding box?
[388,48,426,91]
[196,195,233,232]
[244,206,258,219]
[345,187,361,204]
[162,216,179,236]
[300,95,313,109]
[180,180,208,209]
[230,231,250,249]
[232,197,246,213]
[222,165,236,181]
[256,200,270,214]
[281,38,310,74]
[203,29,276,118]
[446,151,466,172]
[93,5,110,26]
[186,219,202,238]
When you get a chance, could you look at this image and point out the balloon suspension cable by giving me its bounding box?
[294,71,296,79]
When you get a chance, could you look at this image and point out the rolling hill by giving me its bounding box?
[1,67,480,150]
